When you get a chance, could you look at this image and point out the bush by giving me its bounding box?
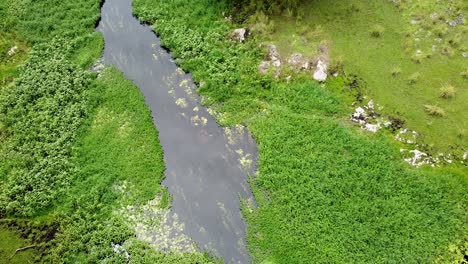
[391,66,401,76]
[424,104,446,117]
[370,25,385,38]
[248,11,276,35]
[439,84,456,99]
[407,72,420,84]
[461,69,468,79]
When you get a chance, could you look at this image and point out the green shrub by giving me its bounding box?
[461,69,468,79]
[407,72,420,84]
[248,11,276,35]
[391,66,401,76]
[439,84,456,99]
[0,40,91,216]
[424,104,446,117]
[370,25,385,38]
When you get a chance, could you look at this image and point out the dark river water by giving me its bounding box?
[97,0,257,262]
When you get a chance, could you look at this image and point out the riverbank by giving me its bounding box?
[133,0,467,262]
[0,0,211,262]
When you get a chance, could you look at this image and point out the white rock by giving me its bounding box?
[313,60,327,82]
[8,46,18,56]
[364,123,381,133]
[410,20,421,25]
[231,28,247,42]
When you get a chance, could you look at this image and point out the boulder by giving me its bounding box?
[268,45,281,67]
[287,53,309,70]
[231,28,247,42]
[258,60,270,75]
[8,46,18,56]
[313,60,327,82]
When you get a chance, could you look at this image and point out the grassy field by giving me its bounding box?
[263,0,467,155]
[133,0,467,262]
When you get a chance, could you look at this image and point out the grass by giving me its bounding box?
[132,0,468,262]
[264,0,467,154]
[0,227,37,263]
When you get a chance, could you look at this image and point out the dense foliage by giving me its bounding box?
[133,0,467,262]
[0,0,211,262]
[0,41,91,216]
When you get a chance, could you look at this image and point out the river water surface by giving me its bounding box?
[97,0,257,263]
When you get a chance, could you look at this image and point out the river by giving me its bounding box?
[97,0,257,262]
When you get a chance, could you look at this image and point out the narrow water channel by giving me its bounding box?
[97,0,257,263]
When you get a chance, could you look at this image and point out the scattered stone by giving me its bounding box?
[430,13,439,20]
[112,243,130,260]
[462,52,468,58]
[268,45,281,67]
[395,128,418,144]
[410,19,421,25]
[230,28,247,42]
[90,58,105,73]
[313,60,327,82]
[403,149,434,167]
[456,14,464,25]
[448,20,457,27]
[364,123,381,133]
[287,53,309,70]
[7,46,18,56]
[258,60,270,75]
[351,107,367,124]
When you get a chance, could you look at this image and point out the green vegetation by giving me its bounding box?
[45,68,211,263]
[424,104,446,117]
[1,0,467,262]
[0,0,211,262]
[261,0,467,154]
[439,84,456,99]
[133,0,467,262]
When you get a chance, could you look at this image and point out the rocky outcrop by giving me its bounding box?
[268,45,281,67]
[259,45,281,76]
[287,53,309,70]
[258,60,270,75]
